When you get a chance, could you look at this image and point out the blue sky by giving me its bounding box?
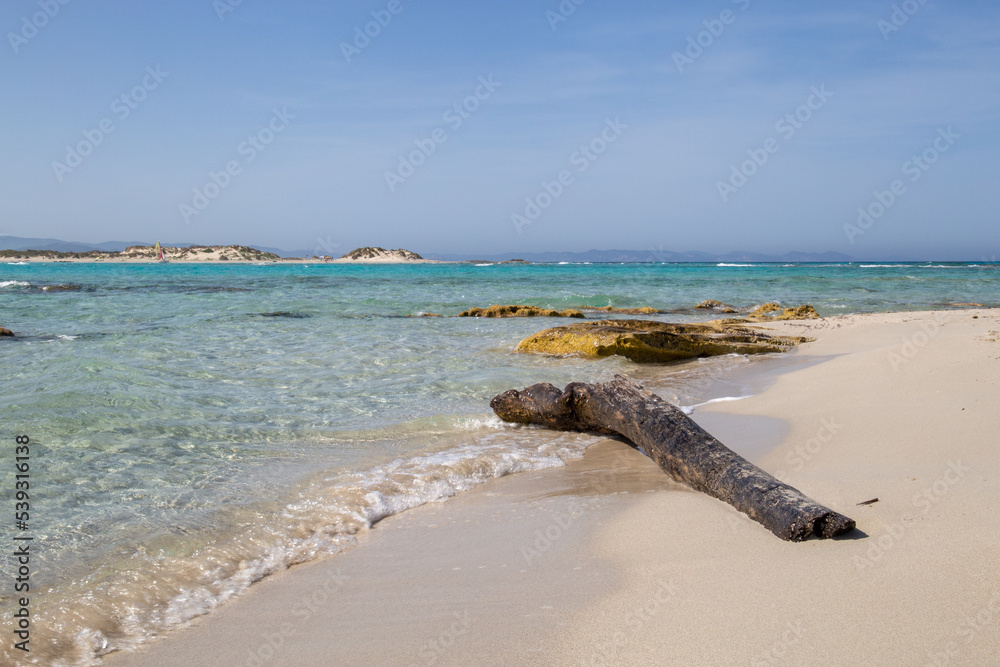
[1,0,997,258]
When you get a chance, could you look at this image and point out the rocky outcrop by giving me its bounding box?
[694,300,820,319]
[695,300,738,314]
[0,327,14,337]
[459,305,585,318]
[340,247,423,261]
[516,319,808,363]
[748,303,820,321]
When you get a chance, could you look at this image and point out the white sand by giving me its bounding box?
[553,309,1000,666]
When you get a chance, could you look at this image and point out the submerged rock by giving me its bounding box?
[695,300,739,313]
[516,319,808,363]
[0,327,14,337]
[582,306,665,315]
[748,303,820,320]
[253,311,311,318]
[458,305,585,318]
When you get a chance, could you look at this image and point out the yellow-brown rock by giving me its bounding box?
[748,303,820,321]
[515,319,808,363]
[458,305,585,318]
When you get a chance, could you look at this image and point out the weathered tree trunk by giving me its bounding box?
[490,375,855,541]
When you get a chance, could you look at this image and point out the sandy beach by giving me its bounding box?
[6,2,997,664]
[103,308,1000,666]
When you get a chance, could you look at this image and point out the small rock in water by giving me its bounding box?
[458,305,584,318]
[748,303,820,320]
[254,311,311,318]
[695,300,738,313]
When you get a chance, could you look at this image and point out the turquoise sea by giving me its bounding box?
[1,261,998,665]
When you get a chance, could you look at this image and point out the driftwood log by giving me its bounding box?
[491,375,855,541]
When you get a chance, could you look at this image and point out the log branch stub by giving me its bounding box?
[490,375,856,542]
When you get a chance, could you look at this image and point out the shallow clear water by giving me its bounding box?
[0,261,997,664]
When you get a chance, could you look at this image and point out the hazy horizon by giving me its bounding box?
[3,232,997,263]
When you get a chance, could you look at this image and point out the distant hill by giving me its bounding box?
[0,235,147,253]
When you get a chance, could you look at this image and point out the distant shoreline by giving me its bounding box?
[1,245,449,264]
[3,243,995,266]
[3,257,449,264]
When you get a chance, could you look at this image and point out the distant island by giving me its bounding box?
[0,244,436,264]
[1,245,283,263]
[4,235,985,263]
[335,247,430,262]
